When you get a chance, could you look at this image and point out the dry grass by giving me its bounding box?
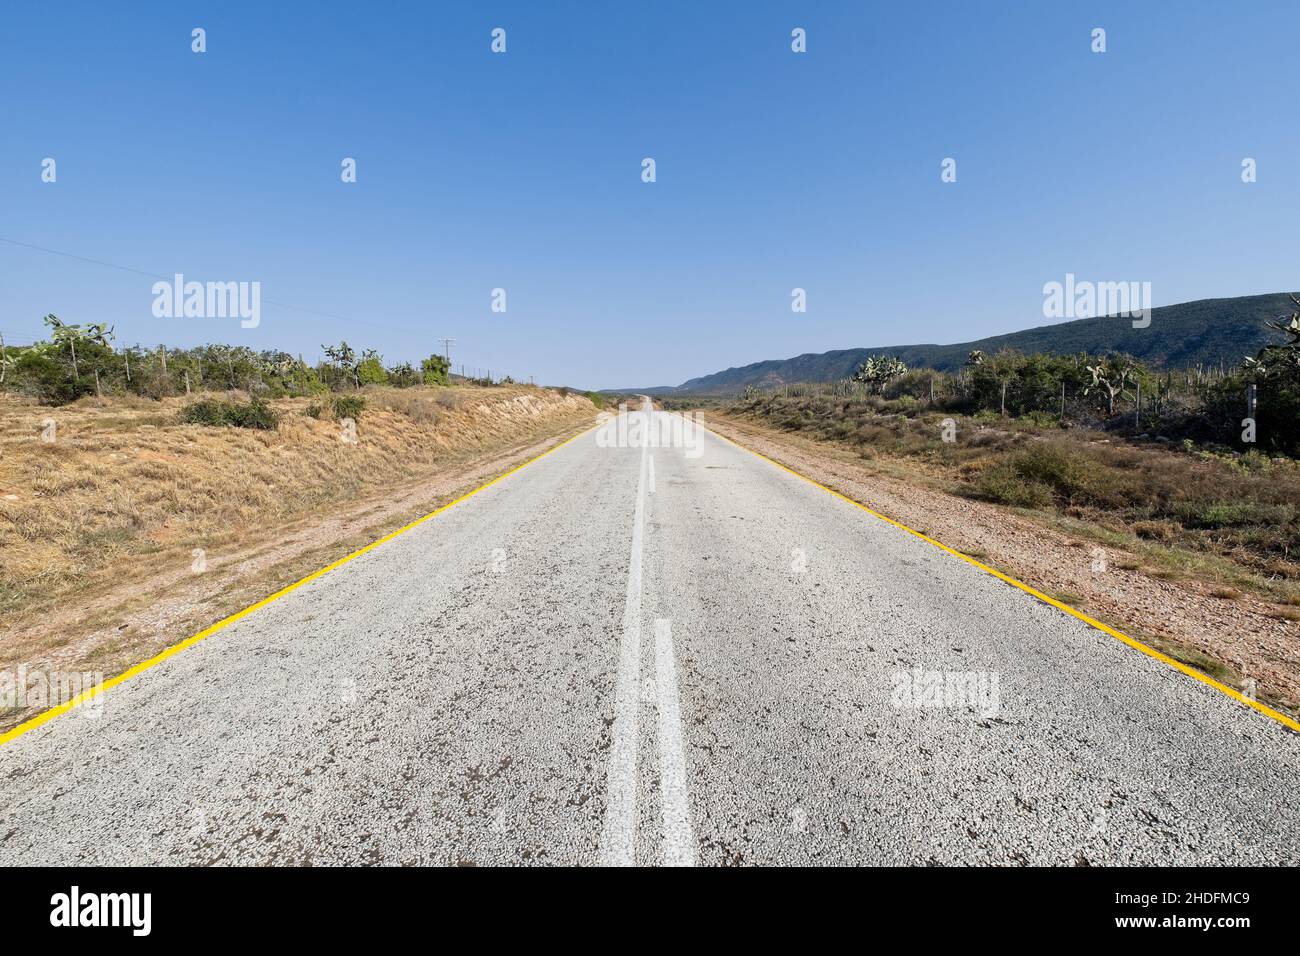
[0,384,595,633]
[726,392,1300,604]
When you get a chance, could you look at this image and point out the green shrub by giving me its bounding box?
[7,347,95,404]
[586,391,604,409]
[333,394,366,420]
[997,443,1148,510]
[1007,444,1084,494]
[180,400,225,427]
[1022,410,1062,428]
[974,463,1054,508]
[1171,501,1296,529]
[387,362,420,388]
[304,402,325,419]
[356,356,388,385]
[181,399,278,430]
[219,400,277,429]
[422,355,450,386]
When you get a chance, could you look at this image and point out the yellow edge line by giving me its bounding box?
[0,424,597,748]
[702,419,1300,735]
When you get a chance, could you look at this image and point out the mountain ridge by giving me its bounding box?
[620,293,1294,396]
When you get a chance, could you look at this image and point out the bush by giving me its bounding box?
[7,347,95,404]
[333,395,366,421]
[422,355,450,386]
[356,356,388,386]
[974,463,1054,508]
[1171,501,1296,529]
[586,391,605,409]
[1007,444,1085,495]
[304,402,325,419]
[883,369,937,401]
[387,362,420,388]
[1022,410,1062,428]
[971,443,1127,510]
[181,399,278,430]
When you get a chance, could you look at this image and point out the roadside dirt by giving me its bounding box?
[705,411,1300,719]
[0,386,595,731]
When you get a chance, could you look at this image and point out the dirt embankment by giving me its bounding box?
[704,411,1300,719]
[0,385,596,728]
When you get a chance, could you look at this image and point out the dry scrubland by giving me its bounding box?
[723,393,1300,600]
[0,384,596,722]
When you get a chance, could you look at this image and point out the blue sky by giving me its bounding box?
[2,1,1297,389]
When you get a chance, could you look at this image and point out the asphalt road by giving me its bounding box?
[2,401,1298,866]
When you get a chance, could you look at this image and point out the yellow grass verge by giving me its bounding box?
[0,385,596,671]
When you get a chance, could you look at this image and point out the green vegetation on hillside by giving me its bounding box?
[663,293,1295,395]
[718,299,1300,456]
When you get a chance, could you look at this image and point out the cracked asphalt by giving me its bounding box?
[2,409,1298,865]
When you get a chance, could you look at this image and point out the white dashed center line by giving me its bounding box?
[599,401,696,866]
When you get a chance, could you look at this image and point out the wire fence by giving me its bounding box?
[0,330,43,346]
[452,364,529,384]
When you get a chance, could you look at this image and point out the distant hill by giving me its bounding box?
[628,293,1294,396]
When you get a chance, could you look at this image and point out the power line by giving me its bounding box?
[0,236,438,338]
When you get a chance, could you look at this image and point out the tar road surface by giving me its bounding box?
[2,400,1297,865]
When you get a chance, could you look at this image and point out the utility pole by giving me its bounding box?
[438,337,456,364]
